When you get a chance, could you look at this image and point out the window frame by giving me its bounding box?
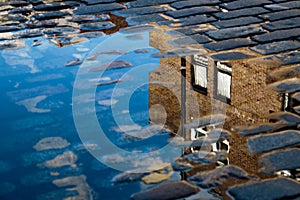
[191,55,208,95]
[214,61,232,104]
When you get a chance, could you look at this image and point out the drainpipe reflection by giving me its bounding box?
[181,56,187,181]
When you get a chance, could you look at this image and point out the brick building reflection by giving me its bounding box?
[148,29,284,176]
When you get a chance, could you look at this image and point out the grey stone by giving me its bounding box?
[113,6,169,17]
[83,0,118,5]
[7,14,27,22]
[34,1,79,11]
[232,123,285,137]
[170,34,211,46]
[205,25,264,40]
[227,178,300,200]
[152,48,205,58]
[251,28,300,43]
[250,41,300,55]
[26,20,58,29]
[176,15,217,26]
[126,14,167,25]
[248,130,300,153]
[204,38,256,52]
[210,52,253,61]
[212,16,262,28]
[9,6,33,14]
[112,171,149,184]
[0,1,29,7]
[213,7,269,20]
[264,1,300,11]
[75,3,125,15]
[189,165,256,189]
[262,17,300,31]
[68,14,110,23]
[269,112,300,125]
[170,0,220,9]
[80,21,116,31]
[12,29,43,39]
[259,148,300,174]
[131,180,199,200]
[259,9,300,21]
[32,11,69,20]
[126,0,176,8]
[221,0,272,10]
[276,51,300,65]
[43,27,78,36]
[165,6,218,19]
[167,25,211,36]
[0,25,24,33]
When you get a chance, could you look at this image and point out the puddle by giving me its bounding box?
[0,0,300,199]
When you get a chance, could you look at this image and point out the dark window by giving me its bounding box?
[191,55,208,94]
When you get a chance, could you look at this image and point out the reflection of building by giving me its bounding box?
[149,29,284,176]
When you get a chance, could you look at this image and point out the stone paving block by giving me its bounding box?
[262,17,300,31]
[213,7,269,20]
[165,6,218,19]
[259,9,300,21]
[126,13,168,25]
[259,148,300,174]
[0,1,29,7]
[276,51,300,65]
[221,0,272,10]
[251,28,300,43]
[83,0,118,5]
[113,6,169,17]
[249,41,300,55]
[167,25,211,36]
[74,3,125,15]
[227,178,300,200]
[264,0,300,11]
[205,25,264,40]
[0,25,24,33]
[204,38,256,52]
[34,1,79,11]
[248,130,300,153]
[80,21,116,31]
[212,16,262,28]
[126,0,176,8]
[210,52,254,61]
[152,48,205,58]
[170,34,211,46]
[170,0,220,9]
[131,181,199,200]
[176,15,217,26]
[32,11,69,20]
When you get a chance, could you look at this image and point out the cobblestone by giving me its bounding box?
[251,28,300,43]
[126,0,176,8]
[126,14,168,25]
[210,52,254,61]
[212,16,262,28]
[74,3,125,15]
[204,38,256,52]
[170,34,211,46]
[249,41,300,55]
[165,6,218,19]
[174,15,217,26]
[213,7,269,20]
[221,0,272,10]
[170,0,220,9]
[113,6,169,17]
[259,9,300,21]
[205,25,264,41]
[262,17,300,31]
[264,0,300,11]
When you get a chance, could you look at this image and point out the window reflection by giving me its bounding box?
[215,62,232,104]
[191,55,208,94]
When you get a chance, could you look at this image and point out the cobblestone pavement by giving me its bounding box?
[1,0,300,199]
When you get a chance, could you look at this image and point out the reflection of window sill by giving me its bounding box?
[192,85,207,95]
[214,94,231,105]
